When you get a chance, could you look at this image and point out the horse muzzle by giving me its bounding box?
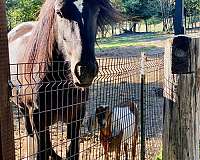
[74,61,98,87]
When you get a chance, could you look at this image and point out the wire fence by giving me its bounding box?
[10,54,164,160]
[97,14,200,38]
[143,55,164,159]
[185,14,200,33]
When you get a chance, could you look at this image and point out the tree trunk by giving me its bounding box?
[163,18,167,32]
[163,36,200,160]
[132,23,136,32]
[0,0,15,160]
[129,22,137,33]
[145,20,148,32]
[111,24,114,36]
[101,28,105,38]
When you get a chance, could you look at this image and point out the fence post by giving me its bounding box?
[140,52,145,160]
[163,35,200,160]
[0,0,15,160]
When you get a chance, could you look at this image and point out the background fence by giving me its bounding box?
[9,54,164,160]
[97,14,200,38]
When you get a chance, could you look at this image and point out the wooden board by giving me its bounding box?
[0,1,15,159]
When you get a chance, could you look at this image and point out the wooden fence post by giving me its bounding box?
[0,0,15,159]
[163,35,200,160]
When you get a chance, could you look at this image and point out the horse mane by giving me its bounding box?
[97,0,123,31]
[25,0,55,79]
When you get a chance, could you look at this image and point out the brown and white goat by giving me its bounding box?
[96,101,139,160]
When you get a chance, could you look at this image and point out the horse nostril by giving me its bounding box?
[74,61,99,83]
[94,61,99,76]
[75,64,87,79]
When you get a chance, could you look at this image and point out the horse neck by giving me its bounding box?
[50,46,74,83]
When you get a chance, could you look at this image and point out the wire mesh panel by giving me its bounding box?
[143,54,164,160]
[82,57,141,160]
[10,55,164,160]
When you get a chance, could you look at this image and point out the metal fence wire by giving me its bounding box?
[10,54,164,160]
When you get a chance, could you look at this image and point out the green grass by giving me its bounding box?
[95,33,169,51]
[155,149,162,160]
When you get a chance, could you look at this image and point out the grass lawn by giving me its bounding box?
[155,149,162,160]
[95,33,170,51]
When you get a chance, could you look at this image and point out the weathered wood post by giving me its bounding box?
[163,35,200,160]
[0,0,15,159]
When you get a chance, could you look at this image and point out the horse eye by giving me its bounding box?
[56,10,63,18]
[97,8,100,13]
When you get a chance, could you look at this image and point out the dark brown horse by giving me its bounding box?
[9,0,120,159]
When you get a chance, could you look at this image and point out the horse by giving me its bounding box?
[8,0,120,159]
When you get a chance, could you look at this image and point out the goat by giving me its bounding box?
[95,100,139,160]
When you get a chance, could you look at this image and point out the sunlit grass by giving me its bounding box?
[95,33,169,50]
[155,149,162,160]
[96,41,157,50]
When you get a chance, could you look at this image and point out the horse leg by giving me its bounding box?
[20,107,33,135]
[19,106,37,159]
[34,112,62,160]
[124,142,128,160]
[66,121,81,160]
[45,129,62,160]
[32,111,49,160]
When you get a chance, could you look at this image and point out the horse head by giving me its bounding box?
[25,0,121,87]
[53,0,121,87]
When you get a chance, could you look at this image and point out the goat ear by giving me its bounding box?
[96,107,101,114]
[104,106,110,111]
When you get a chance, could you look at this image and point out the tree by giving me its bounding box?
[185,0,200,15]
[122,0,161,32]
[6,0,42,29]
[159,0,174,32]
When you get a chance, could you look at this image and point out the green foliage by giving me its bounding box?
[6,0,199,31]
[111,0,125,11]
[6,0,42,29]
[185,0,200,15]
[122,0,161,20]
[148,17,162,25]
